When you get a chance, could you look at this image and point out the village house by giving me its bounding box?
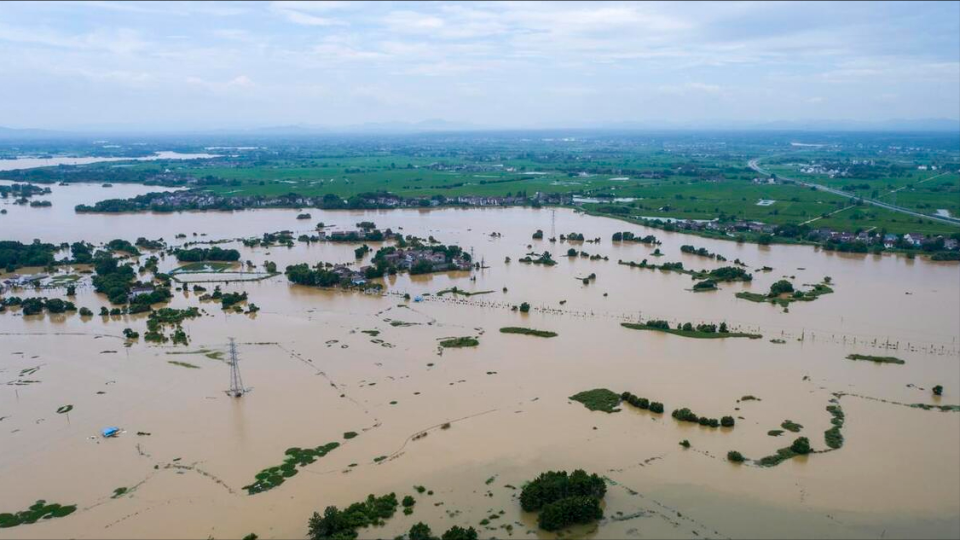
[903,233,926,247]
[129,285,155,298]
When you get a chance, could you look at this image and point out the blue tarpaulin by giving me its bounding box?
[101,427,119,438]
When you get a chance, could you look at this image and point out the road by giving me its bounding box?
[748,158,960,227]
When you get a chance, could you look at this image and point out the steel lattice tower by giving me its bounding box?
[227,338,246,398]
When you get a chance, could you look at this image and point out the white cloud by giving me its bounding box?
[271,1,350,26]
[658,82,723,95]
[0,1,956,128]
[227,75,254,87]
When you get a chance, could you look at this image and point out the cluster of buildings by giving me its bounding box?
[0,273,49,293]
[323,247,472,286]
[327,265,369,286]
[378,248,473,272]
[656,219,777,235]
[639,218,959,251]
[425,162,507,173]
[807,229,958,249]
[85,189,578,214]
[318,228,395,242]
[798,164,849,178]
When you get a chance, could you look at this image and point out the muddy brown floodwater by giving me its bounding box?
[1,183,958,539]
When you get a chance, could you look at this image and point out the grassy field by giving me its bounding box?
[7,132,957,236]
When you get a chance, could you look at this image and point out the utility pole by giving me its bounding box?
[227,338,247,398]
[551,208,556,239]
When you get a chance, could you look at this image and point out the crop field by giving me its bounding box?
[3,131,957,236]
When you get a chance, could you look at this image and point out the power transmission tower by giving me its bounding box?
[226,338,247,398]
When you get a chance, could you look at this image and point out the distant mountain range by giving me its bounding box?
[0,126,73,139]
[591,118,960,132]
[1,117,957,138]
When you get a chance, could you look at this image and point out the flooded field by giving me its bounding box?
[0,152,220,172]
[1,183,959,539]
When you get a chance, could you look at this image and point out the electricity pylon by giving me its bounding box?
[226,338,247,398]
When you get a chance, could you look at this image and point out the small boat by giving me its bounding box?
[101,427,120,438]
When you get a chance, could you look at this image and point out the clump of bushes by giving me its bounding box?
[2,297,77,316]
[670,408,733,429]
[0,500,77,528]
[307,493,398,540]
[790,436,811,455]
[570,389,621,413]
[174,246,240,262]
[933,385,944,396]
[220,291,248,309]
[438,336,479,348]
[402,495,416,515]
[768,279,795,296]
[620,391,664,414]
[499,327,557,338]
[756,436,812,467]
[824,403,845,450]
[846,354,905,365]
[781,420,803,433]
[245,442,340,495]
[727,451,745,463]
[519,470,606,531]
[692,279,717,291]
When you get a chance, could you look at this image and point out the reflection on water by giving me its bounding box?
[0,181,958,540]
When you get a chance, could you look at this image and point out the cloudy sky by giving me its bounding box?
[0,1,957,131]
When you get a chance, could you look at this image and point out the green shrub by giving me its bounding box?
[307,493,398,540]
[727,451,745,463]
[519,470,606,512]
[409,522,432,540]
[781,420,803,432]
[438,336,479,348]
[790,437,811,455]
[721,416,735,428]
[537,495,603,531]
[672,408,698,423]
[499,327,557,338]
[569,389,620,413]
[441,525,479,540]
[769,280,794,296]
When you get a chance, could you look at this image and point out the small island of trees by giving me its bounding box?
[519,470,606,531]
[737,279,833,307]
[499,327,557,338]
[175,247,241,262]
[518,251,556,266]
[621,319,761,339]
